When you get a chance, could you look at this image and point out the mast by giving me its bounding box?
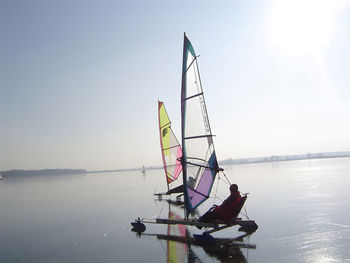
[181,32,189,217]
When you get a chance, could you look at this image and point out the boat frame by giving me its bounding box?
[139,217,258,235]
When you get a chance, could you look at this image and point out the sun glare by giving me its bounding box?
[267,0,337,55]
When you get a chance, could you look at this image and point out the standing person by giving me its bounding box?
[199,184,243,223]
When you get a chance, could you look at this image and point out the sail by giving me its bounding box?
[181,34,219,216]
[158,101,183,186]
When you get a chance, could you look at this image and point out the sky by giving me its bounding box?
[1,0,350,171]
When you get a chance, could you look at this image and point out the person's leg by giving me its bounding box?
[199,210,217,223]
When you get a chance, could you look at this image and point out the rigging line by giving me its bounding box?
[213,173,220,206]
[243,205,250,220]
[217,172,230,186]
[222,171,231,185]
[221,179,230,186]
[215,178,227,199]
[157,234,167,254]
[210,180,226,202]
[158,200,167,218]
[212,177,228,202]
[219,174,229,185]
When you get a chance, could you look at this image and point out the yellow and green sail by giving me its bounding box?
[158,101,182,186]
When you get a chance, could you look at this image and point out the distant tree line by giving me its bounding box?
[0,169,87,178]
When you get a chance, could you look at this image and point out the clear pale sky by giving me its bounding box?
[1,0,350,171]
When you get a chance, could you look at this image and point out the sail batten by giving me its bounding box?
[183,92,204,101]
[183,56,198,75]
[184,161,218,171]
[163,145,182,151]
[181,34,219,217]
[160,122,171,129]
[184,134,214,140]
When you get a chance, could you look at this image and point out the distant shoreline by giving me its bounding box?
[220,150,350,165]
[1,151,350,177]
[0,169,87,178]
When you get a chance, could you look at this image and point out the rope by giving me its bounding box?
[221,171,231,185]
[158,236,167,253]
[157,200,167,218]
[242,204,250,220]
[213,173,220,206]
[211,171,233,206]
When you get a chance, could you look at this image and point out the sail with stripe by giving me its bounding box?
[158,101,183,190]
[181,34,220,217]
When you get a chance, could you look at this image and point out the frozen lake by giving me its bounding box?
[1,157,350,262]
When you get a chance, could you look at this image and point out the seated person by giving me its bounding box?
[199,184,244,223]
